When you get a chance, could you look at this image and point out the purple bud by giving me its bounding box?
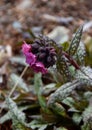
[47,56,52,63]
[39,53,46,59]
[22,35,56,74]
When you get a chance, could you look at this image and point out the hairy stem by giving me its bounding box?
[0,65,28,113]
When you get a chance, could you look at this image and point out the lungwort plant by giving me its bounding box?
[0,25,92,130]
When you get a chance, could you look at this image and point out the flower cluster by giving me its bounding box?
[22,35,56,74]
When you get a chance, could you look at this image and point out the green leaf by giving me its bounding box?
[72,113,82,125]
[6,97,30,130]
[0,112,11,124]
[62,97,75,108]
[82,104,92,129]
[29,120,48,130]
[34,73,50,113]
[61,41,70,51]
[84,92,92,100]
[81,123,91,130]
[73,42,86,65]
[42,83,56,95]
[57,55,72,82]
[34,73,46,109]
[68,25,83,56]
[34,73,43,94]
[10,73,29,92]
[75,66,92,87]
[56,126,68,130]
[10,56,27,66]
[47,80,80,116]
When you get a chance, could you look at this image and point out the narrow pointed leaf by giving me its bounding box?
[6,98,30,130]
[68,25,83,55]
[34,73,47,111]
[82,105,92,129]
[74,42,86,65]
[0,112,11,124]
[57,55,72,82]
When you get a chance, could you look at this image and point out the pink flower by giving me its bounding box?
[22,41,31,55]
[22,42,47,74]
[22,42,36,65]
[31,62,47,74]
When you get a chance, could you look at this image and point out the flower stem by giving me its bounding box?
[0,65,28,113]
[9,65,28,97]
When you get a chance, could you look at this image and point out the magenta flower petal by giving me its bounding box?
[25,52,36,65]
[31,62,47,74]
[22,42,31,55]
[22,41,49,74]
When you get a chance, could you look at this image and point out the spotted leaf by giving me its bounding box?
[68,25,83,56]
[57,55,72,82]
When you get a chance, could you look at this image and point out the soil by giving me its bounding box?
[0,0,92,45]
